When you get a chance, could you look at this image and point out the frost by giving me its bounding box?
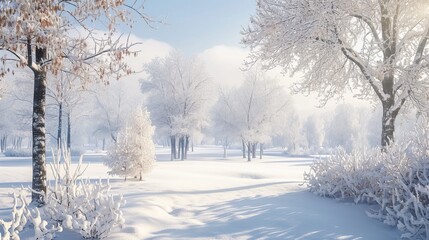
[243,0,429,141]
[305,117,429,239]
[105,108,156,181]
[43,148,126,239]
[143,51,212,160]
[0,190,62,240]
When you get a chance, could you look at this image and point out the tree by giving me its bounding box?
[243,0,429,148]
[91,80,141,145]
[212,88,241,158]
[272,108,303,153]
[324,104,359,152]
[303,115,322,153]
[0,1,149,205]
[142,51,211,161]
[214,69,290,161]
[105,108,155,181]
[46,72,87,151]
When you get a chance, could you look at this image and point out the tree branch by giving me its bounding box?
[350,13,383,50]
[413,26,429,65]
[0,48,40,72]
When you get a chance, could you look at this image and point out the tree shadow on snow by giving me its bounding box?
[262,159,315,166]
[123,181,301,199]
[147,191,400,240]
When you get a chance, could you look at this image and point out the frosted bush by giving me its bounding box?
[305,119,429,239]
[304,147,383,202]
[0,149,125,239]
[43,149,125,239]
[0,190,62,240]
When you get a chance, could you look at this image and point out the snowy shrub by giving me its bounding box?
[0,190,62,240]
[305,119,429,239]
[43,149,125,239]
[304,147,383,202]
[105,108,155,181]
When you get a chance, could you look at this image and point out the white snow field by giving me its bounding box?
[0,146,400,239]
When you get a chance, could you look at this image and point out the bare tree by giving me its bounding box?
[0,0,150,205]
[243,0,429,148]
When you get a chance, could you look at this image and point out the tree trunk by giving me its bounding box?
[185,136,189,159]
[57,102,63,151]
[223,145,227,159]
[170,135,175,161]
[12,137,16,150]
[252,143,256,158]
[181,136,185,160]
[67,113,71,150]
[31,47,47,205]
[247,142,251,162]
[175,136,178,159]
[178,137,182,159]
[242,139,246,158]
[18,137,22,150]
[381,100,397,148]
[102,137,106,151]
[260,143,263,159]
[0,135,6,152]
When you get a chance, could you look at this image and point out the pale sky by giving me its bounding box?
[123,0,371,117]
[136,0,256,54]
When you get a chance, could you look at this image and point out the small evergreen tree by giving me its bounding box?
[105,109,156,181]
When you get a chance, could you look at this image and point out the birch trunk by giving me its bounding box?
[31,47,47,205]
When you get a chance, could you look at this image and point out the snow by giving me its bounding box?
[0,146,400,239]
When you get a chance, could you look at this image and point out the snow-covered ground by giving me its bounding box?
[0,146,400,239]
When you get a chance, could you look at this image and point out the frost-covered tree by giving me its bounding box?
[46,72,87,151]
[324,104,364,152]
[272,108,303,153]
[212,88,242,158]
[0,1,149,204]
[303,115,322,152]
[91,80,142,145]
[3,76,33,152]
[214,69,290,161]
[105,108,155,181]
[142,51,211,161]
[239,70,290,161]
[243,0,429,148]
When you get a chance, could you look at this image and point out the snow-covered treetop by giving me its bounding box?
[243,0,429,110]
[0,0,148,81]
[142,51,212,137]
[214,68,290,144]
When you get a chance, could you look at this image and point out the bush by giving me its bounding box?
[304,120,429,239]
[43,149,125,239]
[0,190,62,240]
[1,149,125,240]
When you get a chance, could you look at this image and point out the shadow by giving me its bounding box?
[263,159,315,164]
[147,191,400,240]
[123,181,302,199]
